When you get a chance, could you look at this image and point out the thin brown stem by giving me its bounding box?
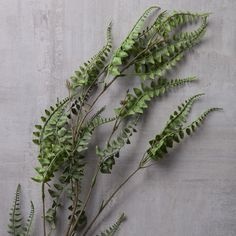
[42,183,47,236]
[65,86,82,235]
[65,182,80,236]
[82,167,141,236]
[65,70,109,236]
[68,163,100,235]
[107,119,119,144]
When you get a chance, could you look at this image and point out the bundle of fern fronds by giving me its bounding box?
[8,5,221,236]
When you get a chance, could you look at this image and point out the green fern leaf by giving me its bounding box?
[98,119,138,173]
[76,114,115,153]
[70,22,112,89]
[144,96,221,164]
[183,107,223,136]
[32,98,72,183]
[115,77,197,118]
[8,185,22,235]
[8,186,35,236]
[109,6,159,76]
[162,93,204,133]
[146,102,221,166]
[134,14,208,80]
[45,181,67,230]
[22,201,34,236]
[159,12,209,38]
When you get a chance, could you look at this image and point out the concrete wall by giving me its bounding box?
[0,0,236,235]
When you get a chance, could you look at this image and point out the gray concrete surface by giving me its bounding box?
[0,0,236,235]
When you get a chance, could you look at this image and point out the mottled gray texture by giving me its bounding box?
[0,0,235,235]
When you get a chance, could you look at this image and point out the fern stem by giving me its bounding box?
[64,68,107,236]
[107,118,120,144]
[65,181,80,236]
[68,164,100,236]
[66,117,81,235]
[66,68,107,235]
[82,166,141,236]
[42,183,47,236]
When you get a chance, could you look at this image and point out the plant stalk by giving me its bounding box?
[82,166,141,236]
[42,182,47,236]
[68,164,100,236]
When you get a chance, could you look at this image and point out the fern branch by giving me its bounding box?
[22,201,34,236]
[109,6,160,76]
[163,93,204,133]
[134,14,208,80]
[8,185,35,236]
[70,22,112,89]
[115,77,197,118]
[8,184,22,236]
[97,118,138,174]
[143,98,221,165]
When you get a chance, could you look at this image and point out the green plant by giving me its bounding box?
[8,6,221,236]
[8,185,34,236]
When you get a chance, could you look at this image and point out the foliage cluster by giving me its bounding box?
[8,6,220,236]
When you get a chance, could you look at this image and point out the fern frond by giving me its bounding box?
[22,201,34,236]
[159,12,209,39]
[172,14,208,42]
[115,77,197,118]
[77,115,115,153]
[44,157,86,231]
[45,182,65,230]
[147,99,196,158]
[98,119,138,173]
[45,109,116,228]
[32,97,70,146]
[128,6,160,39]
[109,6,159,76]
[70,22,112,89]
[46,161,86,230]
[96,213,126,236]
[134,14,208,80]
[132,11,168,60]
[8,186,35,236]
[162,93,204,133]
[32,98,72,183]
[42,112,116,227]
[85,106,115,130]
[184,107,222,136]
[144,102,221,163]
[8,184,22,235]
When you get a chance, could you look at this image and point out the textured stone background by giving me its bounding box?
[0,0,236,235]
